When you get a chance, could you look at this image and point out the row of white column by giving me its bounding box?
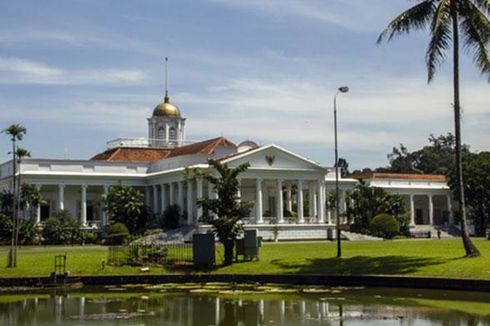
[255,178,345,224]
[148,178,209,225]
[408,193,453,226]
[34,184,109,226]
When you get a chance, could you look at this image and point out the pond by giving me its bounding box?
[0,283,489,325]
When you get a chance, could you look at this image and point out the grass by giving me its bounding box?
[0,239,489,279]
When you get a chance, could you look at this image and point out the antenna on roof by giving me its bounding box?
[164,57,169,101]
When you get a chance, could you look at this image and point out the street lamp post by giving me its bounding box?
[334,86,349,258]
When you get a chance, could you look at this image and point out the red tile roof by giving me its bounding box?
[350,172,446,181]
[90,147,172,162]
[90,137,236,162]
[167,137,236,158]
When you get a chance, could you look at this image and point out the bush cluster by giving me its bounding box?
[370,214,400,239]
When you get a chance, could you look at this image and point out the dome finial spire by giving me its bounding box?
[164,57,169,103]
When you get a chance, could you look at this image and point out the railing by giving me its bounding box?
[106,137,196,149]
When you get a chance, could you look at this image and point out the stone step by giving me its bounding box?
[341,231,383,241]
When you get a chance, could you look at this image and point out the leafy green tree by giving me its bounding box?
[2,123,27,267]
[103,182,146,234]
[449,151,490,236]
[19,183,44,220]
[378,0,490,257]
[346,185,408,235]
[386,134,469,174]
[198,160,253,266]
[335,157,350,177]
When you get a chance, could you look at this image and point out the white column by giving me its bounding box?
[339,189,346,223]
[145,186,151,207]
[317,181,325,223]
[276,179,284,223]
[308,183,314,219]
[165,123,169,143]
[297,179,304,224]
[447,194,453,225]
[256,178,263,224]
[312,184,318,218]
[160,184,167,213]
[152,185,158,213]
[237,178,242,203]
[410,194,415,226]
[197,177,203,219]
[58,184,65,211]
[169,182,175,206]
[102,185,109,225]
[428,194,434,225]
[81,185,87,226]
[178,181,184,210]
[325,187,332,224]
[286,185,292,212]
[186,180,193,225]
[35,185,42,224]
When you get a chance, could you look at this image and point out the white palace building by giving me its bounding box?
[0,92,456,240]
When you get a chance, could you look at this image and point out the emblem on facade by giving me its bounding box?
[265,155,275,166]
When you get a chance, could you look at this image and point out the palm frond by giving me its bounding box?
[378,0,436,43]
[460,0,490,80]
[426,0,452,82]
[2,124,27,141]
[472,0,490,15]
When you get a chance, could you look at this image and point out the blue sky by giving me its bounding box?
[0,0,488,169]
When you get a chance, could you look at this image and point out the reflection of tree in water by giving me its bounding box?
[0,292,489,325]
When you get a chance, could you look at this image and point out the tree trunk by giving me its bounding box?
[14,166,21,266]
[451,2,480,257]
[223,239,235,266]
[8,138,16,268]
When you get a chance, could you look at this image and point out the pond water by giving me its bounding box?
[0,284,489,325]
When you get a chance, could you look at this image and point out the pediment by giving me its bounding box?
[221,145,324,171]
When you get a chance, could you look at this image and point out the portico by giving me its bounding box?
[351,173,454,230]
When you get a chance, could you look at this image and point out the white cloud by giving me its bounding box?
[179,75,490,168]
[0,57,148,85]
[208,0,407,32]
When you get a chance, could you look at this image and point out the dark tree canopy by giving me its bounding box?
[103,182,147,234]
[386,133,469,174]
[346,185,409,236]
[448,151,490,235]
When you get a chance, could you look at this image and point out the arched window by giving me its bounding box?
[157,126,165,140]
[169,127,176,141]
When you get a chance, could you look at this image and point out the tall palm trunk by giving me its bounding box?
[451,1,480,257]
[14,161,22,266]
[8,139,16,268]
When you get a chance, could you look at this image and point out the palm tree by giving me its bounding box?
[378,0,489,257]
[13,147,31,266]
[198,160,253,266]
[2,124,27,267]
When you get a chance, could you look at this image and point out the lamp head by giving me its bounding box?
[338,86,349,93]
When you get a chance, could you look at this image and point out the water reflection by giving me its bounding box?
[0,287,488,325]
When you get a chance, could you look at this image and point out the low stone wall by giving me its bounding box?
[1,274,490,292]
[197,224,334,241]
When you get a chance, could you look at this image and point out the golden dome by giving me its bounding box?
[153,95,181,117]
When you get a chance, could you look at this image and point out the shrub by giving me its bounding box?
[160,205,180,229]
[42,210,84,245]
[18,219,41,245]
[0,213,12,245]
[370,214,400,239]
[106,222,130,245]
[85,231,98,244]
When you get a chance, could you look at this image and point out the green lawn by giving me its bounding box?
[1,239,489,279]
